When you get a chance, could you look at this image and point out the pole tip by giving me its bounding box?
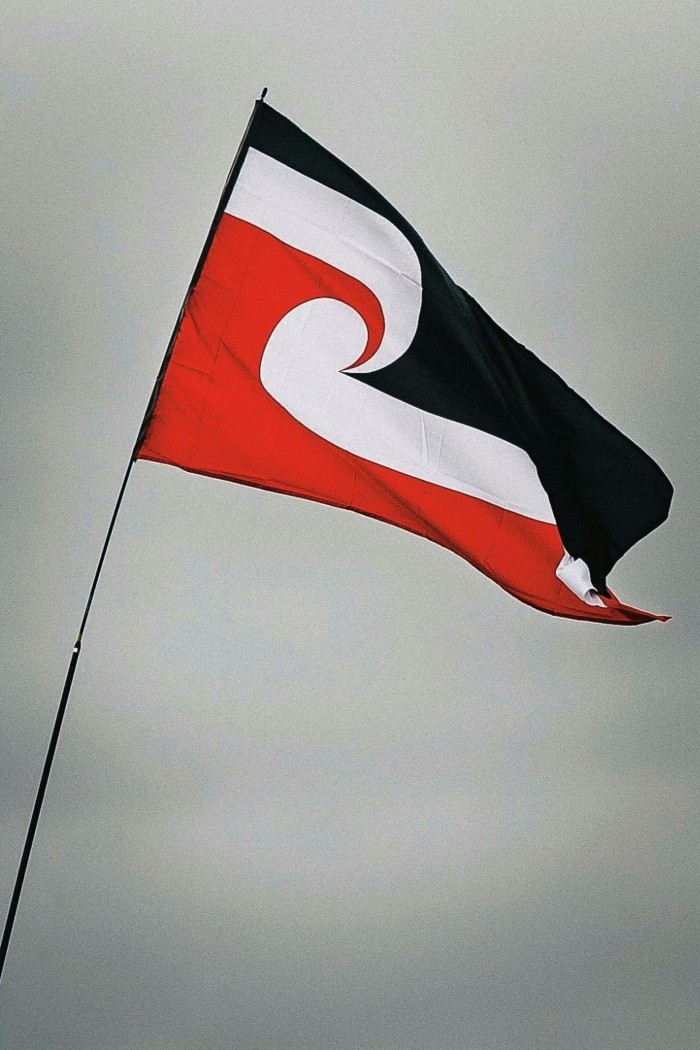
[259,86,268,101]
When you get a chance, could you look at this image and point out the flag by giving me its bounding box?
[136,101,672,625]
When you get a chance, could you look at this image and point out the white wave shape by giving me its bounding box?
[226,148,559,527]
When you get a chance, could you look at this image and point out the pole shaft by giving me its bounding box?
[0,457,134,986]
[0,642,81,981]
[0,91,267,992]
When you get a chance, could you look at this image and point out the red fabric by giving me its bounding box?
[138,214,666,625]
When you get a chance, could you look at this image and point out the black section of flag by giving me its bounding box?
[241,103,672,592]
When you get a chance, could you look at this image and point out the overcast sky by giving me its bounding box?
[1,2,698,1048]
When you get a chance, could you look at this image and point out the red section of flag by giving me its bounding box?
[137,214,666,625]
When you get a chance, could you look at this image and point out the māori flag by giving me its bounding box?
[136,102,672,625]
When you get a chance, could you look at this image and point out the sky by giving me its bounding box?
[1,2,698,1048]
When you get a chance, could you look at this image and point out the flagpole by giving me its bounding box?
[0,88,268,990]
[0,458,134,987]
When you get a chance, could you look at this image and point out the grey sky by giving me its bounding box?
[1,1,698,1047]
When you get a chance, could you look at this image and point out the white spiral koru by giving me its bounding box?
[226,148,603,606]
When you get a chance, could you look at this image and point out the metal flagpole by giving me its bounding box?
[0,88,268,989]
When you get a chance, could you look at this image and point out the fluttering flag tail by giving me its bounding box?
[136,101,672,624]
